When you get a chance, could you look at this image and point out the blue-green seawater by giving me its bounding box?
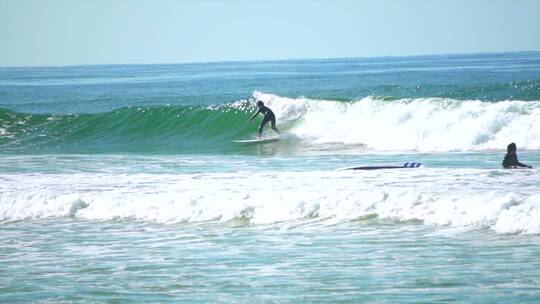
[1,52,540,303]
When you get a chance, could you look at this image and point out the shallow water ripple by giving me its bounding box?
[2,220,540,303]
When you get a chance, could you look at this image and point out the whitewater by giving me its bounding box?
[1,168,539,234]
[1,52,540,303]
[255,92,540,151]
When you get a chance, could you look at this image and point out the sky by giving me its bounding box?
[1,0,539,67]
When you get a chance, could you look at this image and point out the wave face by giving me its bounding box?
[0,103,255,153]
[2,92,539,153]
[1,169,539,234]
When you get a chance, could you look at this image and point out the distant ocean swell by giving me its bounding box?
[439,79,540,101]
[1,92,540,153]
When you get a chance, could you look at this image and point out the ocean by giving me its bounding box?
[1,52,540,303]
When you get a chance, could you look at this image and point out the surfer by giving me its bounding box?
[249,100,280,137]
[502,142,532,169]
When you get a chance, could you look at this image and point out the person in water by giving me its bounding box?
[249,100,280,137]
[502,142,532,169]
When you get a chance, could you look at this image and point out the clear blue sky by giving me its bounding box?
[1,0,539,66]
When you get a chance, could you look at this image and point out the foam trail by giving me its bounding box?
[255,92,540,151]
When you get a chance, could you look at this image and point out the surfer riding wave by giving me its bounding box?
[249,100,280,137]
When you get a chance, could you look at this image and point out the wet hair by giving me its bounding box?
[257,100,264,107]
[507,142,517,153]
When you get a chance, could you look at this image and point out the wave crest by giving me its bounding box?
[1,93,539,153]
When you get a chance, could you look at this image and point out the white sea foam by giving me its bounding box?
[1,169,539,234]
[254,92,540,151]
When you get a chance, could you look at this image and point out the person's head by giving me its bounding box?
[257,100,264,108]
[507,142,517,153]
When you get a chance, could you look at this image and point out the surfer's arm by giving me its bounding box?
[513,154,532,168]
[249,109,261,122]
[516,161,532,168]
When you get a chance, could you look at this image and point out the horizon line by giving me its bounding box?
[1,50,540,69]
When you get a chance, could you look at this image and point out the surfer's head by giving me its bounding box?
[507,142,517,153]
[257,100,264,107]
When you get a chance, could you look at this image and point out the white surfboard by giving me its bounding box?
[233,137,280,144]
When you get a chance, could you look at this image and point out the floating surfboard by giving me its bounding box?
[338,162,422,171]
[233,137,280,144]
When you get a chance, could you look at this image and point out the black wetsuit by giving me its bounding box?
[502,152,530,168]
[255,106,278,134]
